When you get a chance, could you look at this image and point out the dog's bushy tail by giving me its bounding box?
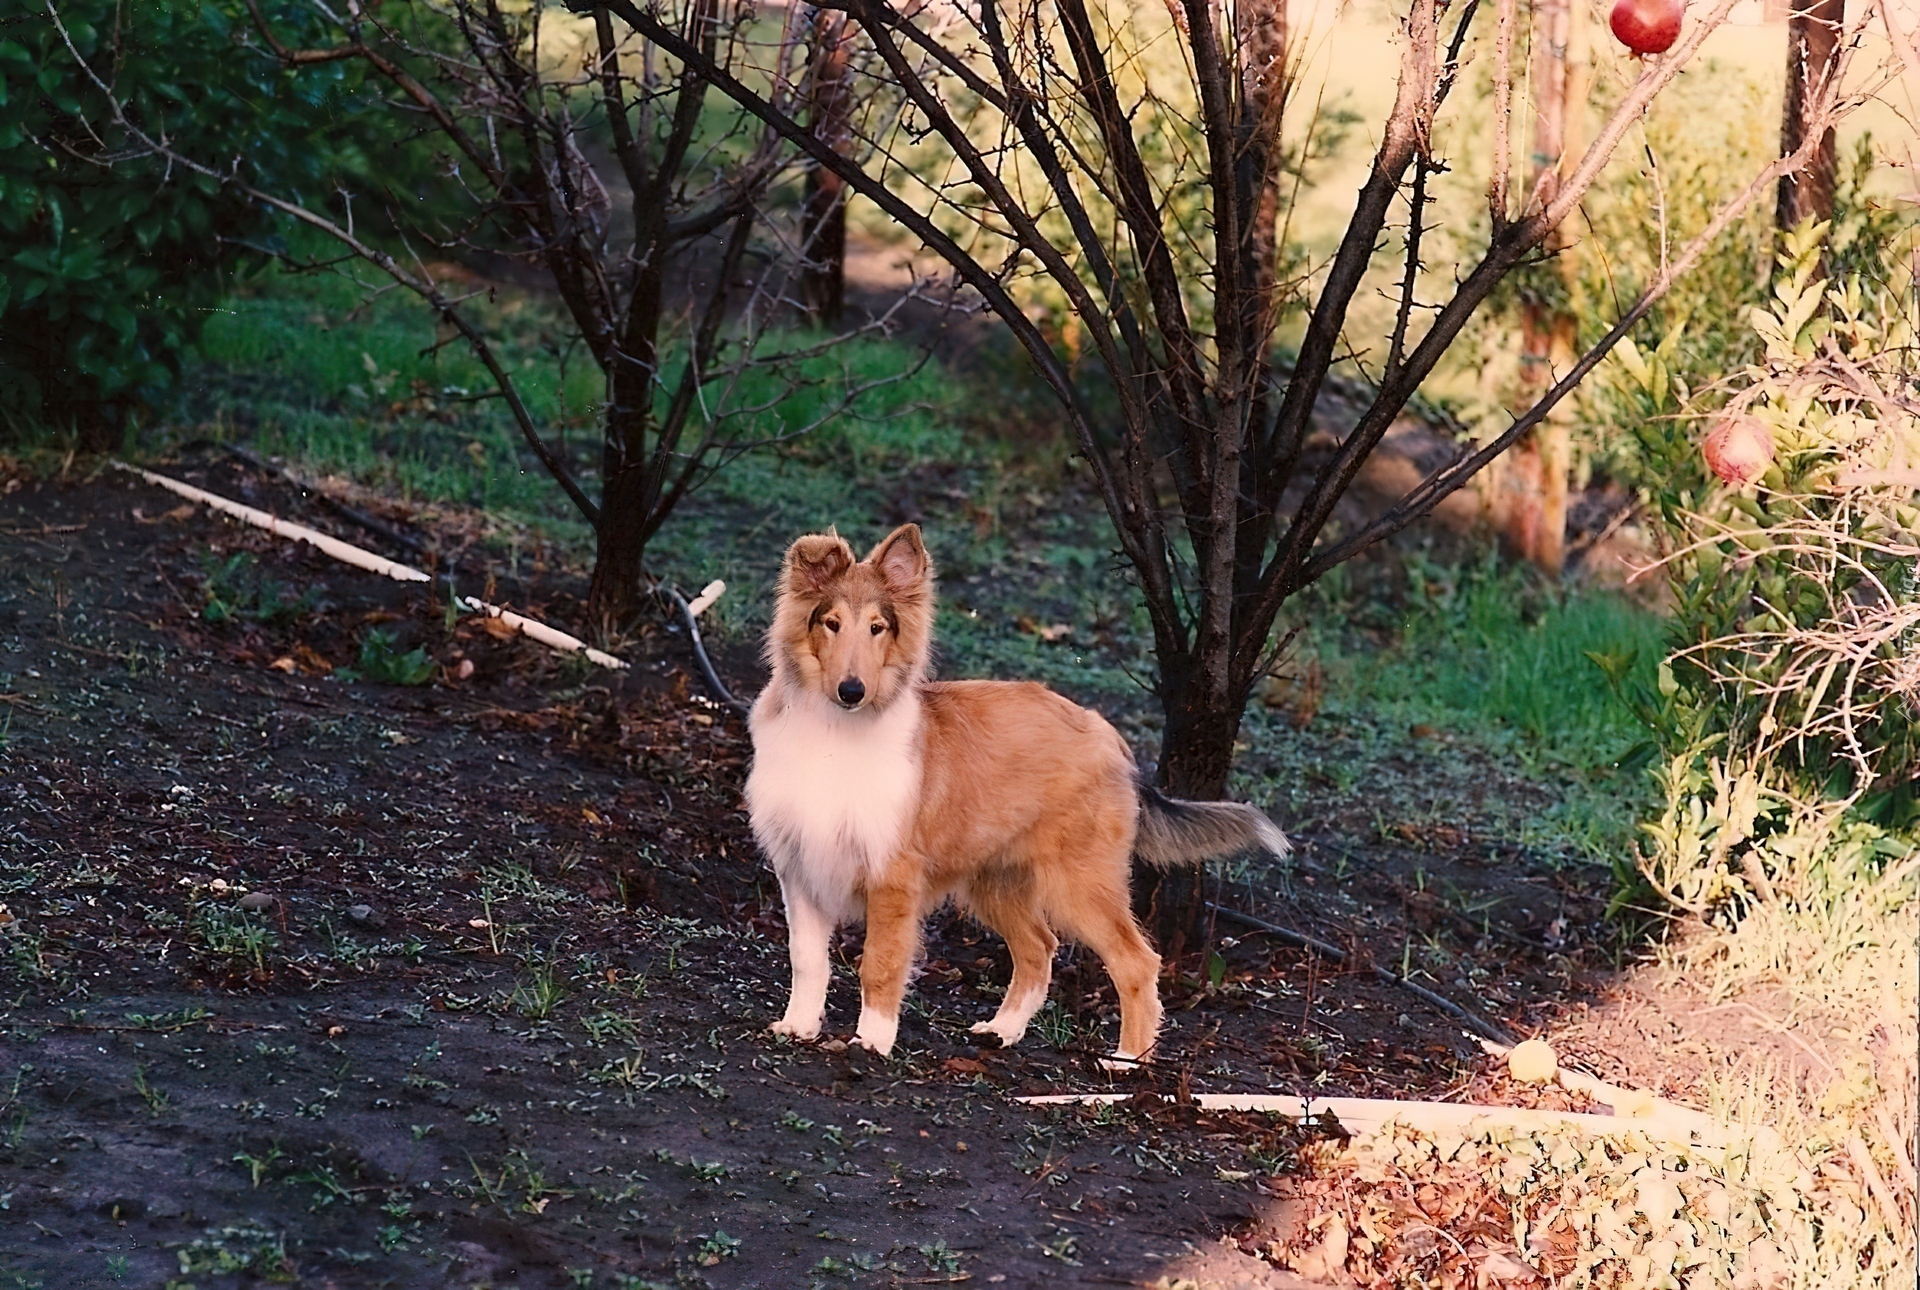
[1133,784,1291,868]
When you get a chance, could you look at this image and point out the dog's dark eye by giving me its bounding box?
[869,622,885,636]
[823,618,840,633]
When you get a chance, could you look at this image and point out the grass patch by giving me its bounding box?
[1312,552,1665,771]
[181,258,966,556]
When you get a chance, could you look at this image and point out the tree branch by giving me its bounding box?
[582,0,1149,576]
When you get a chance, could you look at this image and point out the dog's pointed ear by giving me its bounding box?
[867,524,931,593]
[784,532,855,597]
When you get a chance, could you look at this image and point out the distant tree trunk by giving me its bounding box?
[1777,0,1844,233]
[1498,0,1587,574]
[800,7,855,324]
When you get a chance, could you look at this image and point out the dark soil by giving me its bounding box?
[0,453,1626,1289]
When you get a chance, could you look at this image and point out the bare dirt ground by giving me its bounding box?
[0,453,1666,1289]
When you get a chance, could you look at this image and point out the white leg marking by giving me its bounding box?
[969,980,1049,1048]
[852,1006,898,1056]
[769,881,833,1041]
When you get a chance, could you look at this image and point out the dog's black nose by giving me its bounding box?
[836,678,866,707]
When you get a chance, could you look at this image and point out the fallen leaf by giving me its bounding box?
[270,657,297,673]
[943,1057,987,1075]
[293,645,334,676]
[1475,1247,1541,1283]
[1289,1213,1348,1280]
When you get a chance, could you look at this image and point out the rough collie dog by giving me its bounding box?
[745,524,1289,1066]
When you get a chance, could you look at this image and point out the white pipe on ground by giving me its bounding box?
[114,460,627,671]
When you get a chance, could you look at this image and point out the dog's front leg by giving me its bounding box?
[769,877,833,1041]
[852,877,922,1057]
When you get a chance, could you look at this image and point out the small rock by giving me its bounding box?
[347,904,377,925]
[239,892,275,913]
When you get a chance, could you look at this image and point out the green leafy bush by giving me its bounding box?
[0,2,419,440]
[1599,218,1920,921]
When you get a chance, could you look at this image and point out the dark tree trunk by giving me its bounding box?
[587,458,651,626]
[1131,0,1287,964]
[1777,0,1844,234]
[800,8,854,324]
[1133,663,1251,958]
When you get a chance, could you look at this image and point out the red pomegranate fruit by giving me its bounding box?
[1610,0,1684,55]
[1702,416,1775,486]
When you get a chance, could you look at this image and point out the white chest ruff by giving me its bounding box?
[746,692,924,920]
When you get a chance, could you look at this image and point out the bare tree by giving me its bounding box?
[49,0,920,626]
[588,0,1874,941]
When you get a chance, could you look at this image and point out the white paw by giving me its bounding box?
[769,1016,822,1041]
[852,1007,898,1057]
[969,1018,1028,1048]
[1098,1050,1147,1074]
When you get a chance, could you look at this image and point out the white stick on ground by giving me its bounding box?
[1014,1091,1738,1150]
[685,580,726,619]
[459,598,626,670]
[115,460,626,670]
[116,461,432,584]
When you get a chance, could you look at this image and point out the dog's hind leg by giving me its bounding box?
[770,878,833,1041]
[853,874,925,1057]
[967,887,1057,1049]
[1057,889,1162,1072]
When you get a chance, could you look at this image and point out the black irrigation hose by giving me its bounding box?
[1206,902,1518,1047]
[225,443,432,559]
[657,584,751,717]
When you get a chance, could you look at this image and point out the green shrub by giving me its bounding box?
[1600,218,1920,922]
[0,1,426,441]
